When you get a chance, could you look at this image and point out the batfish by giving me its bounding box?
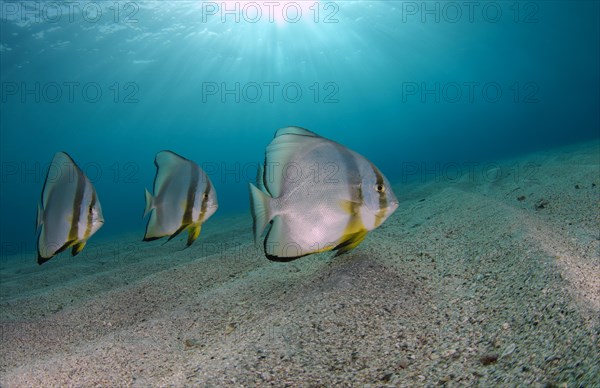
[36,152,104,264]
[143,150,218,247]
[249,127,398,261]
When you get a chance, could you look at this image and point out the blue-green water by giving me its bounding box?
[1,1,598,260]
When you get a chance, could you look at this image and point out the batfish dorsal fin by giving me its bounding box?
[153,150,189,194]
[273,126,320,138]
[41,151,78,208]
[264,127,325,198]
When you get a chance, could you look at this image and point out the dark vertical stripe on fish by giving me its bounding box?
[198,174,211,223]
[335,146,367,253]
[69,166,85,241]
[85,188,96,239]
[182,165,200,225]
[371,163,388,228]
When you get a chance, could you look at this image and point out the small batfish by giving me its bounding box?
[36,152,104,264]
[143,150,217,247]
[249,127,399,261]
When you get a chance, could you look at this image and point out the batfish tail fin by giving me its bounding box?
[143,188,154,218]
[35,202,43,234]
[249,183,273,245]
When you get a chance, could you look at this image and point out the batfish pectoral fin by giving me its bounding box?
[71,240,87,256]
[338,199,362,216]
[333,230,368,257]
[186,223,202,247]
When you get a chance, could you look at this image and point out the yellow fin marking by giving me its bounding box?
[186,223,202,247]
[71,241,86,256]
[335,230,368,256]
[336,200,368,256]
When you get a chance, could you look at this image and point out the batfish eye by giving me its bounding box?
[203,193,209,199]
[376,184,385,193]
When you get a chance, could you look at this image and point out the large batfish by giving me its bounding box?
[249,126,398,261]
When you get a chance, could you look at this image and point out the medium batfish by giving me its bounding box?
[143,150,217,247]
[36,152,104,264]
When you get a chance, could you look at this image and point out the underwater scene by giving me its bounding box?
[0,1,599,386]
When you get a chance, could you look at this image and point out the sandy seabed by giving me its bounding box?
[1,140,598,387]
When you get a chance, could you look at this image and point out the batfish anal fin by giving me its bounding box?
[71,240,87,256]
[164,223,190,245]
[186,223,202,247]
[334,230,368,257]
